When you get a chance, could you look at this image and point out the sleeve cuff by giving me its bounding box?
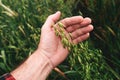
[0,73,15,80]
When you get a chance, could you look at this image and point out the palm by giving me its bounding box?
[39,27,68,57]
[39,25,68,67]
[38,11,93,67]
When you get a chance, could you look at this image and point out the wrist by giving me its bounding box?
[34,50,54,69]
[35,49,54,69]
[11,50,53,80]
[36,48,55,67]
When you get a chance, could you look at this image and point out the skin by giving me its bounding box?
[38,11,93,67]
[11,11,93,80]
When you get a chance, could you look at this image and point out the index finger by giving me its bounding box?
[60,16,83,28]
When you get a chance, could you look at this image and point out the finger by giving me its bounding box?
[71,25,93,39]
[42,11,61,30]
[80,17,92,27]
[66,24,81,33]
[73,33,90,44]
[60,16,83,28]
[65,17,92,33]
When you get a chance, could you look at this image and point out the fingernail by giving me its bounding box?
[55,11,61,14]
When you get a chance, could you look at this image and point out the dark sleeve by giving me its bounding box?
[0,73,15,80]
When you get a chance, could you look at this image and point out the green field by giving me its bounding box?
[0,0,120,80]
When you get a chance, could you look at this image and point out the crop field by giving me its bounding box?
[0,0,120,80]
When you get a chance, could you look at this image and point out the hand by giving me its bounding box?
[37,11,93,67]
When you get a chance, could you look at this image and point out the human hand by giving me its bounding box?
[37,11,93,67]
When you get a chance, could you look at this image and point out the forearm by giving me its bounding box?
[11,50,53,80]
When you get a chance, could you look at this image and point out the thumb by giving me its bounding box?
[43,11,61,29]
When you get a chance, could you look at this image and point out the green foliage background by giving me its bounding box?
[0,0,120,80]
